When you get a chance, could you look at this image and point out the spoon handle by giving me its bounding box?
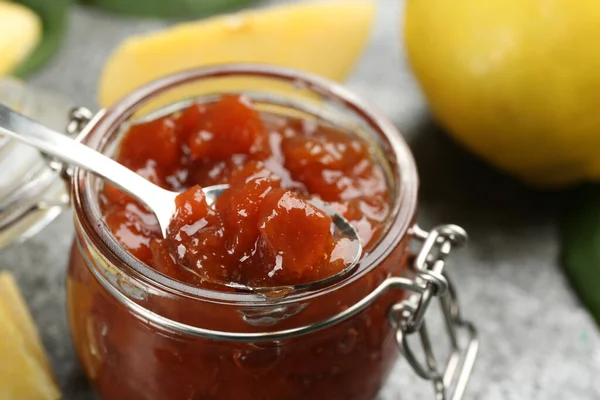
[0,104,171,210]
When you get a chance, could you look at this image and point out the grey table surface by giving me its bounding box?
[1,1,599,399]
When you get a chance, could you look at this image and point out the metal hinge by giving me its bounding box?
[389,224,479,400]
[44,106,94,174]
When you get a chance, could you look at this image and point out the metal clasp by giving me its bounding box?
[66,106,94,137]
[44,106,94,177]
[389,225,479,400]
[0,104,95,248]
[42,106,106,205]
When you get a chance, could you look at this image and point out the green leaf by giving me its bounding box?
[79,0,260,19]
[9,0,71,77]
[562,184,600,326]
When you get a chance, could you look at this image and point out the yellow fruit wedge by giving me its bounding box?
[0,272,52,375]
[0,271,60,400]
[98,0,375,108]
[0,1,42,76]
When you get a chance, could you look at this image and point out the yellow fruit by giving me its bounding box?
[0,272,60,400]
[0,1,42,75]
[405,0,600,187]
[99,0,374,108]
[0,272,52,375]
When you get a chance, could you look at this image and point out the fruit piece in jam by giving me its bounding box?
[257,189,343,284]
[100,94,390,288]
[186,94,268,160]
[166,182,345,286]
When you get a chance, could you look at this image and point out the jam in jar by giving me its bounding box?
[102,93,384,289]
[67,66,436,400]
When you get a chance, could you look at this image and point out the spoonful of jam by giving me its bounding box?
[165,181,361,291]
[0,103,362,292]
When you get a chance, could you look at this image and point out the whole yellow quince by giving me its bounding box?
[405,0,600,187]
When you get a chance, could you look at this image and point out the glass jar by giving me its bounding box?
[1,65,478,400]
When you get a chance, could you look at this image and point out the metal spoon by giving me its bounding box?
[0,104,362,291]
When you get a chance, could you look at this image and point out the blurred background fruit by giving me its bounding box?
[78,0,259,19]
[0,1,41,76]
[405,0,600,188]
[8,0,70,77]
[98,0,374,107]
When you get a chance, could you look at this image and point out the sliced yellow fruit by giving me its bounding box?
[0,1,42,76]
[0,272,52,375]
[98,0,375,108]
[0,272,60,400]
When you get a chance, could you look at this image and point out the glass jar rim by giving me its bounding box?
[72,64,419,305]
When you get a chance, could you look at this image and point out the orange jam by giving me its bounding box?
[101,95,390,288]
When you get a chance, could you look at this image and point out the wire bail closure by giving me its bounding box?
[389,225,479,400]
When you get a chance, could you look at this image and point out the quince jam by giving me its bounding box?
[68,93,412,400]
[101,95,389,288]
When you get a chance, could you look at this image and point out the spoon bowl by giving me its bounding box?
[181,186,363,293]
[0,104,362,292]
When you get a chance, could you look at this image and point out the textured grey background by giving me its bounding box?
[1,1,599,399]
